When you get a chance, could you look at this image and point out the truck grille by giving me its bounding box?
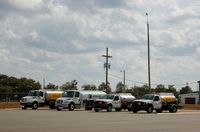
[56,100,63,105]
[21,98,27,102]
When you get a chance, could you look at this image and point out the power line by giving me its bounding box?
[108,72,198,87]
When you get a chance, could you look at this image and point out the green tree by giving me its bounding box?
[45,83,59,90]
[60,80,78,90]
[18,78,41,92]
[130,85,151,98]
[98,82,111,94]
[82,84,96,90]
[180,86,192,94]
[0,74,41,93]
[116,82,124,93]
[166,85,178,97]
[154,84,167,93]
[0,85,11,93]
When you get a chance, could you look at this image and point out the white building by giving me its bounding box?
[179,93,199,104]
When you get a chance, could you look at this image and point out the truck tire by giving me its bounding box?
[115,108,122,112]
[32,102,38,110]
[85,108,92,110]
[169,106,177,113]
[147,105,153,113]
[22,106,27,110]
[94,108,99,112]
[156,109,162,113]
[107,105,112,112]
[49,102,55,109]
[69,103,75,111]
[128,108,132,111]
[133,109,138,113]
[57,107,61,111]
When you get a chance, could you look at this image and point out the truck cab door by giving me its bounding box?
[74,92,81,105]
[153,96,162,109]
[113,96,121,108]
[36,91,45,103]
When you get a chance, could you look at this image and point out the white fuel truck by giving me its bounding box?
[94,93,135,112]
[132,93,178,113]
[20,89,63,110]
[55,90,106,111]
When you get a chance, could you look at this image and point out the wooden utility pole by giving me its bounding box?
[102,48,112,93]
[146,13,151,89]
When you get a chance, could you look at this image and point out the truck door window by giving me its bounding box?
[114,96,119,101]
[154,96,159,101]
[39,91,43,97]
[75,92,79,98]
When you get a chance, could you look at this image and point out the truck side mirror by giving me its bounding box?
[114,96,119,101]
[154,96,160,101]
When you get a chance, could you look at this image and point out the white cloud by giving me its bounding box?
[0,0,199,91]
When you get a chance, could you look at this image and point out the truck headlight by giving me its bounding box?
[63,100,69,104]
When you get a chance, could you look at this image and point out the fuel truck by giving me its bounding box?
[94,93,135,112]
[132,93,178,113]
[20,89,63,110]
[55,90,106,111]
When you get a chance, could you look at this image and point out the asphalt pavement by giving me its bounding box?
[0,109,200,132]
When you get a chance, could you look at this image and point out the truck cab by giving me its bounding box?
[20,90,45,109]
[56,90,81,111]
[132,94,162,113]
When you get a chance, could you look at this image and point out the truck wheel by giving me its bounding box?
[169,106,177,113]
[107,105,112,112]
[156,109,162,113]
[22,106,27,110]
[94,108,99,112]
[85,108,92,110]
[57,107,61,111]
[32,102,38,110]
[133,109,138,113]
[69,103,75,111]
[49,102,55,109]
[115,108,122,112]
[128,108,132,111]
[147,105,153,113]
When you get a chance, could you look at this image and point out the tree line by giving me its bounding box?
[0,74,194,98]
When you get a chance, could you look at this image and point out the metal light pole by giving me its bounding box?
[146,13,151,89]
[121,70,126,92]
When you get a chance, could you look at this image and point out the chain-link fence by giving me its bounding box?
[0,92,28,102]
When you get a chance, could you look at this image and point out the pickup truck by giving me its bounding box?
[132,93,178,113]
[94,93,135,112]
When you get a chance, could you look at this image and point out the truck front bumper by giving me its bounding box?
[94,101,108,110]
[20,102,32,107]
[132,102,148,111]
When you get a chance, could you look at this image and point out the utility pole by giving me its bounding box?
[146,13,151,89]
[43,78,45,90]
[102,48,112,93]
[123,70,125,88]
[121,70,126,92]
[197,81,200,104]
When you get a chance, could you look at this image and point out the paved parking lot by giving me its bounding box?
[0,109,200,132]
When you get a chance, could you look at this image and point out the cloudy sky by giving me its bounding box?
[0,0,199,91]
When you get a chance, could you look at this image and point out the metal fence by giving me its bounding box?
[0,92,28,102]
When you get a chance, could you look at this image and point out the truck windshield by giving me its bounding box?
[142,95,154,100]
[28,91,37,96]
[101,95,114,100]
[63,91,74,97]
